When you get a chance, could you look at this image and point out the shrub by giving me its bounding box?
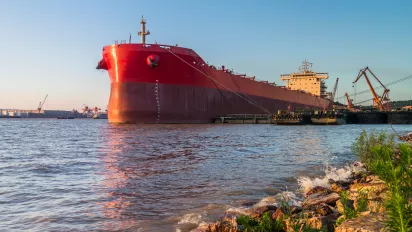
[369,144,412,232]
[351,130,396,166]
[236,212,283,232]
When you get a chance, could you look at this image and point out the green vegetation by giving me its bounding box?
[351,130,396,166]
[236,212,283,232]
[335,189,368,226]
[391,100,412,109]
[352,130,412,232]
[369,144,412,232]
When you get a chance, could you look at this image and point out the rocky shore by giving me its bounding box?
[189,130,411,232]
[192,163,389,232]
[399,132,412,142]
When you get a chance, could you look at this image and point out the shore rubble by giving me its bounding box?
[193,163,390,232]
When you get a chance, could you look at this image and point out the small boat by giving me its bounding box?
[310,111,346,125]
[0,115,21,118]
[57,116,74,119]
[273,110,311,125]
[93,113,108,119]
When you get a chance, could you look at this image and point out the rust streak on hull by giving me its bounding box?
[109,82,329,124]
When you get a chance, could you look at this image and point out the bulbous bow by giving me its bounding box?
[96,59,108,70]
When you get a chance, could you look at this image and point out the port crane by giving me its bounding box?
[37,94,48,113]
[331,78,339,102]
[92,107,101,115]
[353,67,390,111]
[345,92,355,111]
[82,105,92,114]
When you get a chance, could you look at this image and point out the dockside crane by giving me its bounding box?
[352,67,390,111]
[345,92,355,111]
[92,107,101,115]
[331,78,339,102]
[37,94,48,113]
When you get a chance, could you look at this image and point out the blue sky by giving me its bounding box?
[0,0,411,110]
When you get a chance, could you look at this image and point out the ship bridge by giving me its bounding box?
[280,60,329,97]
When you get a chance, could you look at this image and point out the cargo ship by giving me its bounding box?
[96,17,332,123]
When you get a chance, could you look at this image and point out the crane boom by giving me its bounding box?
[331,78,339,102]
[37,94,48,113]
[345,92,354,111]
[352,67,389,111]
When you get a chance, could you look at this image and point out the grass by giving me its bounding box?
[351,130,396,166]
[369,144,412,232]
[352,130,412,232]
[335,189,368,226]
[236,212,283,232]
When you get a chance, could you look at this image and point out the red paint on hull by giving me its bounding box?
[99,44,331,123]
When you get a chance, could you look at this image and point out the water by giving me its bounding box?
[1,119,411,232]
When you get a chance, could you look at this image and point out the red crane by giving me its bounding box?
[92,107,101,115]
[82,105,92,114]
[352,67,390,111]
[345,92,355,111]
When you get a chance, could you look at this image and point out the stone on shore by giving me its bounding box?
[365,175,385,184]
[249,205,277,218]
[336,199,354,215]
[202,220,237,232]
[271,208,284,220]
[330,183,349,193]
[350,182,387,199]
[309,202,334,216]
[302,192,340,208]
[335,213,387,232]
[285,212,339,231]
[306,186,331,196]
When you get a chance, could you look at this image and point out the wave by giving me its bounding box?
[297,161,365,193]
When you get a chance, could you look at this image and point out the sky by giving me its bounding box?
[0,0,411,110]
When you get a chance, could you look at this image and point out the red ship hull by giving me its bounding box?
[98,44,331,123]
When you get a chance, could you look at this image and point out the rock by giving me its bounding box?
[249,205,277,218]
[313,203,334,216]
[336,199,355,214]
[365,175,385,184]
[302,192,340,208]
[203,220,238,232]
[330,183,348,193]
[329,178,353,187]
[365,200,385,214]
[285,212,339,231]
[306,186,331,197]
[271,208,284,220]
[290,205,303,214]
[335,213,387,232]
[271,205,302,220]
[359,211,371,216]
[350,183,387,200]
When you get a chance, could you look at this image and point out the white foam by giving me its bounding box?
[298,162,365,193]
[226,191,303,216]
[177,213,203,225]
[226,206,250,215]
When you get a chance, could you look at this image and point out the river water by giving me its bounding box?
[1,119,410,232]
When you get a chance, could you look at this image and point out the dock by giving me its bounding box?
[214,111,412,125]
[214,114,274,124]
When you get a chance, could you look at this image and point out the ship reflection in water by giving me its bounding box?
[93,123,396,232]
[98,124,213,231]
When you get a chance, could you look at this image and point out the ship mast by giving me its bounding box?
[138,16,150,44]
[299,59,313,73]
